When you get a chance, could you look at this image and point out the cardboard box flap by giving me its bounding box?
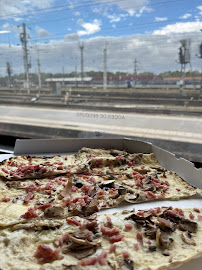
[14,138,152,155]
[150,144,202,189]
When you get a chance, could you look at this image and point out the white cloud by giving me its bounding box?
[135,6,153,17]
[13,17,23,21]
[1,30,201,76]
[0,23,19,34]
[153,21,202,35]
[77,19,101,36]
[107,15,121,23]
[197,6,202,15]
[1,23,11,31]
[94,0,151,17]
[36,27,53,38]
[155,17,168,22]
[180,13,192,19]
[0,30,10,34]
[64,33,79,41]
[127,9,135,16]
[31,0,54,9]
[0,0,54,18]
[107,13,128,23]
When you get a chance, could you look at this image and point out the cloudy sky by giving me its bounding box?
[0,0,202,75]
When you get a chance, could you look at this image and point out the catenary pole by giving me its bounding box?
[20,23,30,94]
[37,48,41,96]
[134,58,137,89]
[79,42,84,87]
[103,42,107,91]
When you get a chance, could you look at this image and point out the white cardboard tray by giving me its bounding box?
[0,138,201,269]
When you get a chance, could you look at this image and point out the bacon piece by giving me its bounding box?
[21,208,39,219]
[109,235,124,243]
[109,244,116,253]
[38,167,47,175]
[137,210,144,216]
[134,243,139,251]
[164,180,170,186]
[78,257,97,266]
[58,233,70,246]
[86,220,98,230]
[178,208,184,216]
[34,244,62,264]
[135,179,142,187]
[2,168,9,174]
[156,207,161,213]
[123,251,130,259]
[66,217,81,226]
[136,232,143,245]
[91,158,103,168]
[101,226,119,236]
[81,185,93,196]
[79,220,89,230]
[194,208,200,213]
[1,198,10,202]
[97,189,105,196]
[71,186,78,192]
[26,184,38,193]
[45,182,55,191]
[97,251,107,265]
[36,203,52,210]
[197,215,202,220]
[125,224,133,230]
[106,216,113,227]
[189,213,195,220]
[152,178,160,184]
[147,191,156,198]
[13,174,22,179]
[24,192,35,204]
[62,198,71,207]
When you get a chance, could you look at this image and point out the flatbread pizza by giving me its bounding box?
[0,147,201,269]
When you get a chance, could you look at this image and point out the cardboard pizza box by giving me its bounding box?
[0,138,201,270]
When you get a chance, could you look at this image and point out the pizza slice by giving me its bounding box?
[0,166,201,228]
[0,153,90,180]
[0,207,201,269]
[0,148,161,180]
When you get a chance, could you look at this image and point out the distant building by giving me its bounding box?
[91,75,163,86]
[163,77,201,85]
[46,77,92,85]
